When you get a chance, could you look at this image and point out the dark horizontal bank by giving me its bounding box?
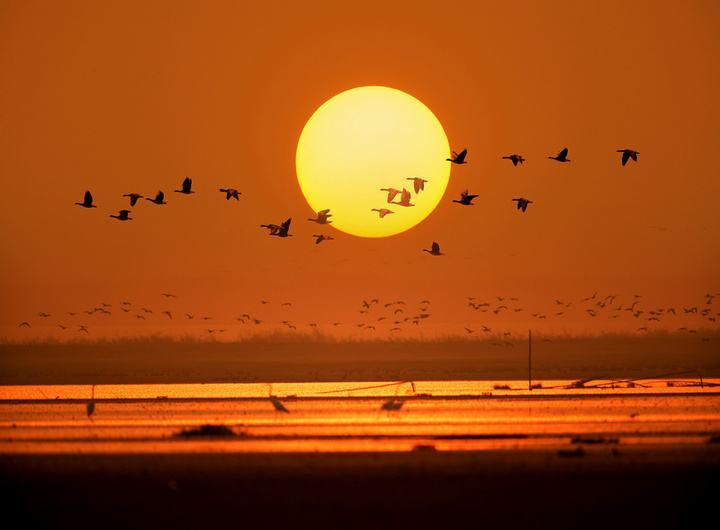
[2,449,718,530]
[0,332,718,385]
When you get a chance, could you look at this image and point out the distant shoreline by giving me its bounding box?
[1,331,718,385]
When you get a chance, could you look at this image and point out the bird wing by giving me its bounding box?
[432,242,440,253]
[84,191,93,205]
[559,147,568,159]
[318,209,330,215]
[630,151,638,161]
[457,149,467,162]
[621,151,630,166]
[157,191,164,202]
[282,218,292,229]
[512,157,518,166]
[182,177,192,192]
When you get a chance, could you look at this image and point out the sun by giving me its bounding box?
[296,86,451,238]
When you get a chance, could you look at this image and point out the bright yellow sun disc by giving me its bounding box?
[296,86,451,238]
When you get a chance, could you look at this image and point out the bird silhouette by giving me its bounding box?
[392,188,415,207]
[86,385,96,418]
[617,149,639,166]
[18,321,30,328]
[512,197,533,212]
[313,234,334,244]
[308,209,333,224]
[502,154,526,166]
[162,311,172,319]
[175,177,194,195]
[371,208,394,218]
[145,191,167,205]
[267,385,290,413]
[406,177,428,193]
[123,193,143,206]
[549,147,570,162]
[447,149,468,164]
[260,223,281,235]
[423,242,443,256]
[75,191,96,208]
[273,218,292,237]
[262,218,292,237]
[381,398,404,411]
[380,188,401,203]
[452,190,478,206]
[219,188,241,200]
[161,293,176,298]
[109,209,132,221]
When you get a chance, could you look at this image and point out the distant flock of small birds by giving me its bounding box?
[16,289,717,340]
[74,146,640,254]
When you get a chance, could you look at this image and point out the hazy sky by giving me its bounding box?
[1,0,718,339]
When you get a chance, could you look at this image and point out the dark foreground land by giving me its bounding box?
[2,448,718,530]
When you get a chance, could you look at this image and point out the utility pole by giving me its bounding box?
[528,329,532,391]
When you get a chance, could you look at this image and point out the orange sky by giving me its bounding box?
[1,0,719,339]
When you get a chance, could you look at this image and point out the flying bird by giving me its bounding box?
[145,191,167,205]
[512,197,533,212]
[75,191,96,208]
[371,208,394,218]
[162,311,173,319]
[617,149,639,166]
[548,147,570,162]
[308,209,333,224]
[123,193,143,206]
[452,190,479,206]
[502,154,526,166]
[161,293,176,298]
[393,188,415,207]
[313,234,334,244]
[219,188,241,200]
[447,149,468,164]
[109,209,132,221]
[174,177,194,195]
[406,177,428,193]
[380,188,401,203]
[18,321,30,328]
[423,242,443,256]
[262,218,292,237]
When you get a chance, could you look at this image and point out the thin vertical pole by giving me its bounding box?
[528,329,532,391]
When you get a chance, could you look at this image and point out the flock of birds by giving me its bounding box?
[17,290,718,339]
[73,146,640,254]
[366,146,637,255]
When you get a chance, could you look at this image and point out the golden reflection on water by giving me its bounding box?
[0,380,718,454]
